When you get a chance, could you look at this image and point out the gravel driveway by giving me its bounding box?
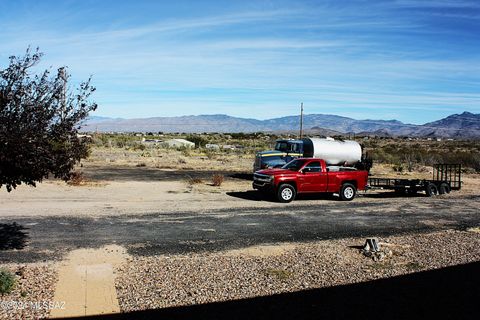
[1,194,479,263]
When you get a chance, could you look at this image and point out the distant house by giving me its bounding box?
[164,139,195,148]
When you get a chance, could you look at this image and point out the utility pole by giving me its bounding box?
[299,102,304,139]
[59,67,67,119]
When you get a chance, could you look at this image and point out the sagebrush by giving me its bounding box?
[0,269,16,295]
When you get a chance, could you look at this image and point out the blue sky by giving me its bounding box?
[0,0,479,124]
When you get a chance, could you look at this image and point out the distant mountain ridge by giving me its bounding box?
[82,111,480,138]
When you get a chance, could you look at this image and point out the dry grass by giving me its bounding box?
[211,174,224,186]
[66,170,107,187]
[84,147,253,172]
[187,177,204,185]
[67,171,86,186]
[264,268,294,280]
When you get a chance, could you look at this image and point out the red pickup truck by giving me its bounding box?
[253,158,368,202]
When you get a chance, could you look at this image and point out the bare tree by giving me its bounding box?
[403,153,415,172]
[0,48,97,191]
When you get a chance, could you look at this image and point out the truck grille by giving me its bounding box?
[253,173,272,183]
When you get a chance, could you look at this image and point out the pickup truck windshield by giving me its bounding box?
[282,159,306,171]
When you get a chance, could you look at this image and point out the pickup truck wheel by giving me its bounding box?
[340,183,356,201]
[277,184,296,203]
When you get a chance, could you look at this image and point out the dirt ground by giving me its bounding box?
[0,146,478,218]
[1,174,479,217]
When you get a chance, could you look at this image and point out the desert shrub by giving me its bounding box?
[133,143,146,151]
[114,135,129,148]
[403,153,416,172]
[178,158,187,164]
[205,149,217,160]
[186,134,208,148]
[187,177,203,185]
[0,269,16,295]
[392,164,404,173]
[93,134,111,147]
[67,171,85,186]
[135,162,146,167]
[212,174,224,186]
[364,139,480,172]
[179,147,191,157]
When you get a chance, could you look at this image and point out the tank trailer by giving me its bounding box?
[253,137,372,172]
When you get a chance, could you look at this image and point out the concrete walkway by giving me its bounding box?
[50,245,127,318]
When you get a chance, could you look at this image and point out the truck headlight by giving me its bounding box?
[254,174,274,183]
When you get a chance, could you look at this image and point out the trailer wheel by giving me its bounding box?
[425,183,438,197]
[439,182,451,195]
[277,184,296,203]
[340,183,356,201]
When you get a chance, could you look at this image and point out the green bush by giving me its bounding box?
[363,138,480,172]
[186,134,208,148]
[0,269,16,295]
[132,143,146,151]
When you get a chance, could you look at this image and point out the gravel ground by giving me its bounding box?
[115,229,480,312]
[0,263,58,320]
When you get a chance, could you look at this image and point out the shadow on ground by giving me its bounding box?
[82,166,247,182]
[229,173,253,181]
[65,261,480,320]
[226,191,337,202]
[362,191,428,199]
[0,222,29,250]
[226,191,273,202]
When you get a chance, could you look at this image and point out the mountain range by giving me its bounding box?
[82,111,480,138]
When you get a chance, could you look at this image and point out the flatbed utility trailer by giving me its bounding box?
[367,164,461,197]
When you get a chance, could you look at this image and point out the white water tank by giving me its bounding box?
[302,137,362,166]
